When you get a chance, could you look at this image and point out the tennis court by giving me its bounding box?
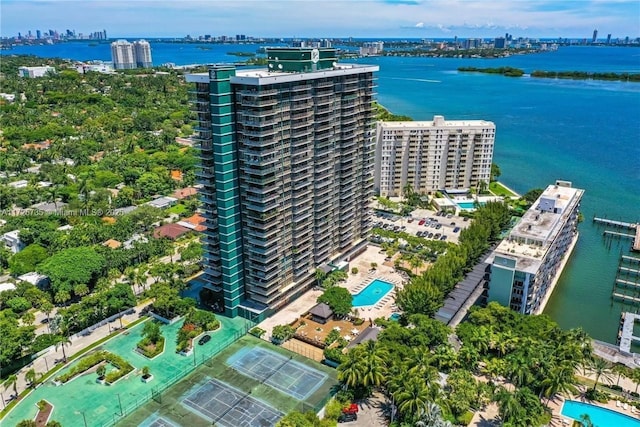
[227,347,328,400]
[138,414,180,427]
[181,378,283,427]
[120,335,338,427]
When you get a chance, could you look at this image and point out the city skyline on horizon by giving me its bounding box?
[2,0,639,40]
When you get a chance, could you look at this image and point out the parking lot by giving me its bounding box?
[372,209,471,245]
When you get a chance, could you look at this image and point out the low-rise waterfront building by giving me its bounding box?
[374,116,495,196]
[18,66,56,78]
[486,180,584,315]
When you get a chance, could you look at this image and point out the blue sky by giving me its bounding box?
[2,0,639,39]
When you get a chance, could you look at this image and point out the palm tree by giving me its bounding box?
[337,349,364,390]
[585,357,614,392]
[25,368,37,388]
[314,269,326,288]
[494,387,522,425]
[394,377,431,421]
[4,374,18,398]
[414,402,449,427]
[631,368,640,393]
[540,362,578,403]
[55,335,72,362]
[612,363,628,387]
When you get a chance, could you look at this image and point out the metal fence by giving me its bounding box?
[94,322,254,427]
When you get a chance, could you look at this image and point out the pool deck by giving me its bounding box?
[257,245,406,341]
[546,387,640,426]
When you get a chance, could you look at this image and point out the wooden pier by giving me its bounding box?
[593,217,638,229]
[594,216,640,252]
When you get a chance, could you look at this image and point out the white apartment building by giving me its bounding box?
[111,40,136,69]
[374,116,495,196]
[18,66,56,78]
[486,181,584,315]
[133,40,153,68]
[111,39,153,69]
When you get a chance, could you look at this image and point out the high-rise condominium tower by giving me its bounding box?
[133,40,152,68]
[110,39,152,69]
[186,48,378,319]
[110,40,136,70]
[375,116,495,196]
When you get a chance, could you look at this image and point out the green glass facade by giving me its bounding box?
[208,67,245,318]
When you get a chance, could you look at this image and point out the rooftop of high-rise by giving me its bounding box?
[486,182,583,274]
[378,115,494,129]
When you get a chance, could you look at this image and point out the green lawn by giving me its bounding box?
[167,203,188,215]
[489,181,518,197]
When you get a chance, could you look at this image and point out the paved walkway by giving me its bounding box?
[3,299,153,407]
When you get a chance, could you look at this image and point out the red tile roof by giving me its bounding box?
[172,187,197,200]
[153,223,190,240]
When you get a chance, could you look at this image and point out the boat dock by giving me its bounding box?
[617,312,640,354]
[611,255,640,306]
[593,216,640,252]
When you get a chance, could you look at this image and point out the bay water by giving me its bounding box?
[5,42,640,342]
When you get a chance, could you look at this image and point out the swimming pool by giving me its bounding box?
[457,201,485,210]
[352,279,394,307]
[561,400,640,427]
[389,313,401,321]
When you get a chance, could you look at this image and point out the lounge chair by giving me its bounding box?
[617,400,622,407]
[624,403,629,410]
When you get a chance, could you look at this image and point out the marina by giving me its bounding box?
[594,216,640,252]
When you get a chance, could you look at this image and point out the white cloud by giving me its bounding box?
[415,22,424,28]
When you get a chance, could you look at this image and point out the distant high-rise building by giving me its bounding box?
[110,40,136,69]
[111,39,152,69]
[494,37,506,49]
[592,29,598,43]
[375,116,495,196]
[36,30,41,39]
[133,39,153,68]
[606,34,612,44]
[185,48,378,318]
[359,41,384,56]
[486,181,584,315]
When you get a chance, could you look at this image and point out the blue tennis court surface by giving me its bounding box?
[227,347,328,400]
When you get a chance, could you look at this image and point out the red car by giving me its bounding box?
[418,219,425,225]
[342,403,359,414]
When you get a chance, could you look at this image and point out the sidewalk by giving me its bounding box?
[4,299,153,406]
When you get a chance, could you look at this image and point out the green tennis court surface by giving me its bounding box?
[120,335,338,426]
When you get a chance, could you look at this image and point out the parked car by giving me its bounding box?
[450,222,456,226]
[440,235,447,241]
[434,233,441,239]
[427,232,434,238]
[407,217,414,223]
[453,227,460,233]
[446,213,453,218]
[435,224,442,229]
[338,413,358,423]
[418,219,425,225]
[198,334,211,345]
[463,217,470,221]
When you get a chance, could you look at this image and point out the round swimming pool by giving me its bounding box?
[561,400,640,427]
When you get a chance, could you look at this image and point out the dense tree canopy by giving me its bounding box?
[317,286,353,316]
